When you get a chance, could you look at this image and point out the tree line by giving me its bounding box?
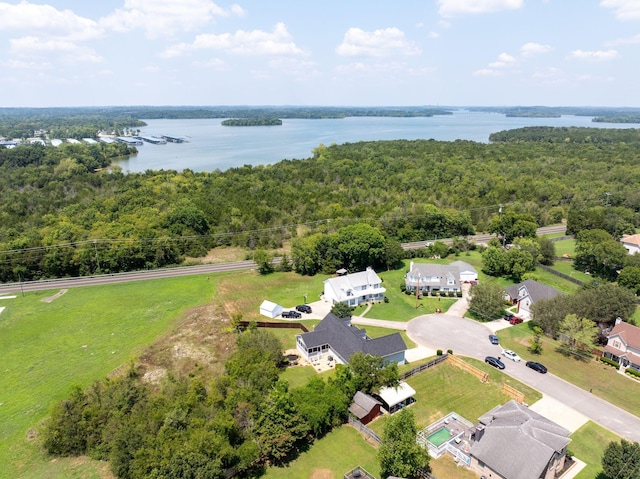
[2,130,640,282]
[42,325,407,478]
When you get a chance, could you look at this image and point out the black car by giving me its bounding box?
[485,356,505,370]
[296,304,312,314]
[526,361,547,374]
[489,334,499,345]
[282,310,302,319]
[504,312,514,321]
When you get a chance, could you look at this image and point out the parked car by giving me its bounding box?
[509,316,523,325]
[485,356,505,370]
[489,334,499,345]
[504,312,514,321]
[281,310,302,319]
[296,304,312,314]
[501,349,522,362]
[526,361,548,374]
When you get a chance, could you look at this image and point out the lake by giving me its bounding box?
[113,110,640,173]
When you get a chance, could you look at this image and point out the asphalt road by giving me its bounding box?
[407,314,640,443]
[0,224,568,294]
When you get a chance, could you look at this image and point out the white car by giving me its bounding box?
[502,349,521,362]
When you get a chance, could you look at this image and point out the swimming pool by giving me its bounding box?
[427,426,452,447]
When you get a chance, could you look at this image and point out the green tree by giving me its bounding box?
[253,249,274,275]
[384,238,406,270]
[468,282,506,321]
[557,314,598,359]
[330,301,354,319]
[532,295,570,336]
[489,212,538,244]
[505,247,535,282]
[482,246,507,276]
[378,409,430,479]
[528,326,544,355]
[348,352,399,394]
[602,439,640,479]
[537,236,556,265]
[618,266,640,295]
[573,283,636,326]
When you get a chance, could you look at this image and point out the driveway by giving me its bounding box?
[407,313,640,443]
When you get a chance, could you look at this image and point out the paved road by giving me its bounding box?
[0,224,567,294]
[406,314,640,443]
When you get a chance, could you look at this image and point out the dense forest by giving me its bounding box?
[2,127,640,282]
[221,118,283,126]
[489,126,640,143]
[470,105,640,122]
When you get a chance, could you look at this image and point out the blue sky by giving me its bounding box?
[0,0,639,107]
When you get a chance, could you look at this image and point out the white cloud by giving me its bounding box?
[336,27,421,57]
[438,0,523,18]
[569,49,619,60]
[193,58,227,70]
[10,36,103,62]
[520,42,553,56]
[6,59,52,70]
[486,52,516,68]
[161,22,304,57]
[142,65,161,73]
[473,68,502,76]
[100,0,242,38]
[607,33,640,45]
[600,0,640,20]
[428,31,440,39]
[0,1,102,40]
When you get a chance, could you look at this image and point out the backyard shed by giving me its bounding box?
[377,381,416,414]
[349,391,382,425]
[259,300,283,319]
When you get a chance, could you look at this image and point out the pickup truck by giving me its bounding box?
[282,310,302,319]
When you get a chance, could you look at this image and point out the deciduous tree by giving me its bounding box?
[378,409,430,479]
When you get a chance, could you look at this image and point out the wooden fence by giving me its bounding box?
[401,354,449,380]
[238,320,309,332]
[448,355,489,383]
[348,416,381,444]
[502,383,525,403]
[536,263,584,286]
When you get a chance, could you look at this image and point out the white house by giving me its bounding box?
[449,260,478,283]
[604,318,640,373]
[259,300,283,319]
[404,262,462,294]
[621,234,640,255]
[323,266,386,307]
[504,279,562,318]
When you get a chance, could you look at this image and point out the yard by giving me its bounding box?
[497,323,640,418]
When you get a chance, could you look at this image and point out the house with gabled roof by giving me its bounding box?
[504,279,562,318]
[404,261,463,294]
[296,313,406,365]
[469,400,571,479]
[604,318,640,372]
[621,234,640,255]
[349,391,382,425]
[323,267,386,307]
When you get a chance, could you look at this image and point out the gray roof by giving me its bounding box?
[298,313,406,362]
[405,263,461,289]
[349,391,382,419]
[449,260,478,274]
[471,401,571,479]
[505,279,562,303]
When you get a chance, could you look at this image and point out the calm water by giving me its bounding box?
[114,110,640,173]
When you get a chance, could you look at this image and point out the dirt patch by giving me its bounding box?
[185,246,248,264]
[41,289,68,303]
[310,468,334,479]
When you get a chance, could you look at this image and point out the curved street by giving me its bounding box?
[405,312,640,443]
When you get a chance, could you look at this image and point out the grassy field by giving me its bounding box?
[498,323,640,418]
[0,276,215,479]
[569,421,621,479]
[553,238,576,257]
[546,260,592,284]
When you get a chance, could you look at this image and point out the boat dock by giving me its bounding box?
[116,136,144,145]
[134,135,167,145]
[161,134,187,143]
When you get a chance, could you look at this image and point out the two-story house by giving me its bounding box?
[404,261,465,294]
[504,279,562,318]
[323,267,386,307]
[604,318,640,372]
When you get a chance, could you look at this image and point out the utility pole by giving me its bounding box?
[605,192,611,207]
[93,240,101,272]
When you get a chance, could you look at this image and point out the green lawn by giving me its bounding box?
[545,260,592,285]
[498,323,640,418]
[0,276,214,479]
[262,426,381,479]
[553,238,576,257]
[368,360,541,436]
[569,421,621,479]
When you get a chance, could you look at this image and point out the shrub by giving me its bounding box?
[384,296,389,303]
[436,349,443,356]
[431,290,438,297]
[626,368,640,379]
[447,349,453,355]
[456,291,463,297]
[448,291,455,297]
[400,285,406,293]
[600,356,620,368]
